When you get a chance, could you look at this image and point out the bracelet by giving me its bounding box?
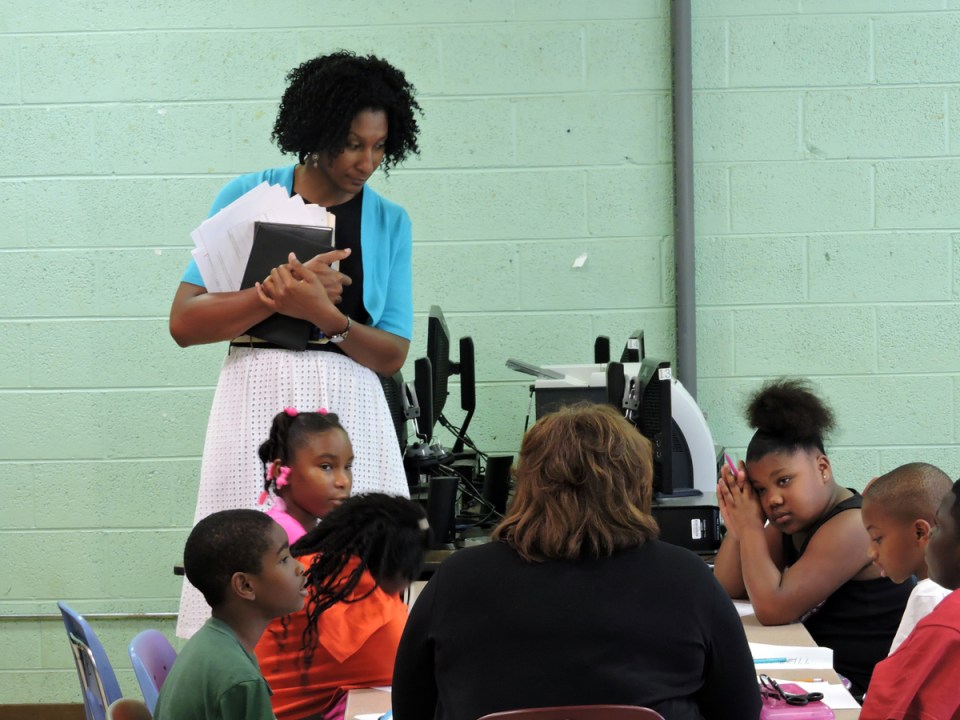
[327,316,352,344]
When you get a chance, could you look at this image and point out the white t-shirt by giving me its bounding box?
[889,577,952,654]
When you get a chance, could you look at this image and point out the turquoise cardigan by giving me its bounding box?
[180,165,413,341]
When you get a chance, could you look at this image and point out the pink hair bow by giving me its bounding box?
[285,406,327,417]
[256,465,292,505]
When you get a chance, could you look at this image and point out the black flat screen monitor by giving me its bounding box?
[633,357,700,499]
[378,371,408,452]
[426,305,476,452]
[413,357,434,443]
[620,329,645,363]
[426,306,452,428]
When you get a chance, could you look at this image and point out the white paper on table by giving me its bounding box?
[732,599,755,617]
[766,678,861,710]
[749,642,834,669]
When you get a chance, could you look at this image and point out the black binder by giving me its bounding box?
[239,221,335,350]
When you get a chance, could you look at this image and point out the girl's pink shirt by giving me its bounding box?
[266,495,314,544]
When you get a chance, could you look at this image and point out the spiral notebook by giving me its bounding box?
[239,221,335,350]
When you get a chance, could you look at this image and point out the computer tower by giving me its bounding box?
[651,493,721,554]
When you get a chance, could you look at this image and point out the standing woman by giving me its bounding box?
[171,51,422,638]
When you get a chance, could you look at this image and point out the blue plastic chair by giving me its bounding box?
[57,602,123,720]
[128,629,177,714]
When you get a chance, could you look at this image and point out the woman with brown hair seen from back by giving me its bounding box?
[392,403,760,720]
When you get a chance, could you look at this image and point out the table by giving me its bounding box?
[344,687,390,718]
[741,613,859,719]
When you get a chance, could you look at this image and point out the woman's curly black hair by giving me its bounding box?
[745,377,836,461]
[276,493,430,670]
[272,50,422,173]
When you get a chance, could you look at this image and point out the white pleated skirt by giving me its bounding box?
[176,346,409,638]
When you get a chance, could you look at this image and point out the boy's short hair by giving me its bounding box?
[184,509,276,607]
[863,462,953,525]
[949,480,960,529]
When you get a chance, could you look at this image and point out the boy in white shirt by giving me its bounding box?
[861,462,953,653]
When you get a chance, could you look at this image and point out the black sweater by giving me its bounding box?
[392,540,760,720]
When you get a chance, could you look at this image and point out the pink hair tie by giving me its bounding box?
[257,490,269,506]
[275,466,291,489]
[284,407,298,417]
[317,407,328,415]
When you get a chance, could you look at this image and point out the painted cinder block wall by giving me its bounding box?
[1,0,958,703]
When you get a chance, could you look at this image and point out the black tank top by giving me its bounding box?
[782,491,914,698]
[300,188,370,352]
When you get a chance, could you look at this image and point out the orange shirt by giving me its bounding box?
[255,555,409,720]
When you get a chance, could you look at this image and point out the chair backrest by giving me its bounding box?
[476,706,665,720]
[57,602,123,720]
[128,629,178,714]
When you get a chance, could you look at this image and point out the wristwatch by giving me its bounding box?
[326,316,352,344]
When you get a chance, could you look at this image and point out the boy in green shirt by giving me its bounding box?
[155,509,306,720]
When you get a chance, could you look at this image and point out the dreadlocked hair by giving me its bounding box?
[288,493,429,669]
[745,377,836,462]
[272,50,422,174]
[258,409,346,496]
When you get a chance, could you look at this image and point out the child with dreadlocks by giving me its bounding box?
[258,407,353,544]
[255,493,430,720]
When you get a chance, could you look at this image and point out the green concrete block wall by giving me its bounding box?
[2,0,960,704]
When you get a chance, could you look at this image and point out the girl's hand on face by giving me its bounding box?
[717,465,766,540]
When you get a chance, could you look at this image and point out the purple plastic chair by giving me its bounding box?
[128,629,177,714]
[58,602,124,720]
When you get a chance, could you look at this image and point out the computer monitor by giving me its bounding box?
[631,357,702,499]
[594,335,611,364]
[620,329,645,363]
[426,306,451,430]
[412,357,435,443]
[426,305,477,452]
[401,357,439,485]
[378,371,408,452]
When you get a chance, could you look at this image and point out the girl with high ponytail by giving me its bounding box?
[714,378,913,701]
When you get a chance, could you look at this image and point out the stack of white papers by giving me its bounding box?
[190,182,334,292]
